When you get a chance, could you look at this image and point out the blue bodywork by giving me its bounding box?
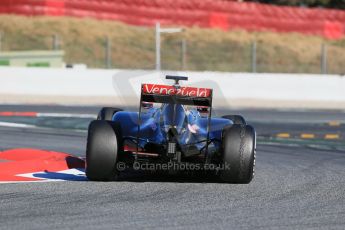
[113,104,232,158]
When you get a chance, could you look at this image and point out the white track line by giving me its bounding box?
[0,121,36,128]
[0,121,88,133]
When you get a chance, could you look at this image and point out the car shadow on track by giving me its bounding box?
[114,170,224,184]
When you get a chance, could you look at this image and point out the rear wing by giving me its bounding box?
[141,84,213,107]
[137,79,213,156]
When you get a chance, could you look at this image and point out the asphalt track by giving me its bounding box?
[1,105,345,229]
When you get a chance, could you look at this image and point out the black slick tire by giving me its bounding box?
[220,124,256,183]
[86,120,123,181]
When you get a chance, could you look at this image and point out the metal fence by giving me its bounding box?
[0,29,344,75]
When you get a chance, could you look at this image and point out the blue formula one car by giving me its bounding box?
[86,76,256,183]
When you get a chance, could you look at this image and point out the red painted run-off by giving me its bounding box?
[0,0,344,39]
[0,149,85,181]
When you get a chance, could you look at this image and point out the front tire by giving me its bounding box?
[97,107,122,121]
[220,124,256,183]
[86,120,123,181]
[222,115,246,125]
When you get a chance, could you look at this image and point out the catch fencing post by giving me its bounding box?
[321,44,327,74]
[52,34,59,50]
[155,22,161,71]
[0,31,2,51]
[251,41,257,73]
[155,22,183,71]
[181,38,187,70]
[105,36,111,69]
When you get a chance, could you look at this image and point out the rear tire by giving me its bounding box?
[220,124,256,183]
[86,120,123,181]
[222,115,246,125]
[97,107,122,121]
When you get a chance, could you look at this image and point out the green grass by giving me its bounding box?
[0,15,345,74]
[27,62,50,67]
[0,59,10,66]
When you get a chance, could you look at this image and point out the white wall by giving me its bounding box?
[1,67,345,109]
